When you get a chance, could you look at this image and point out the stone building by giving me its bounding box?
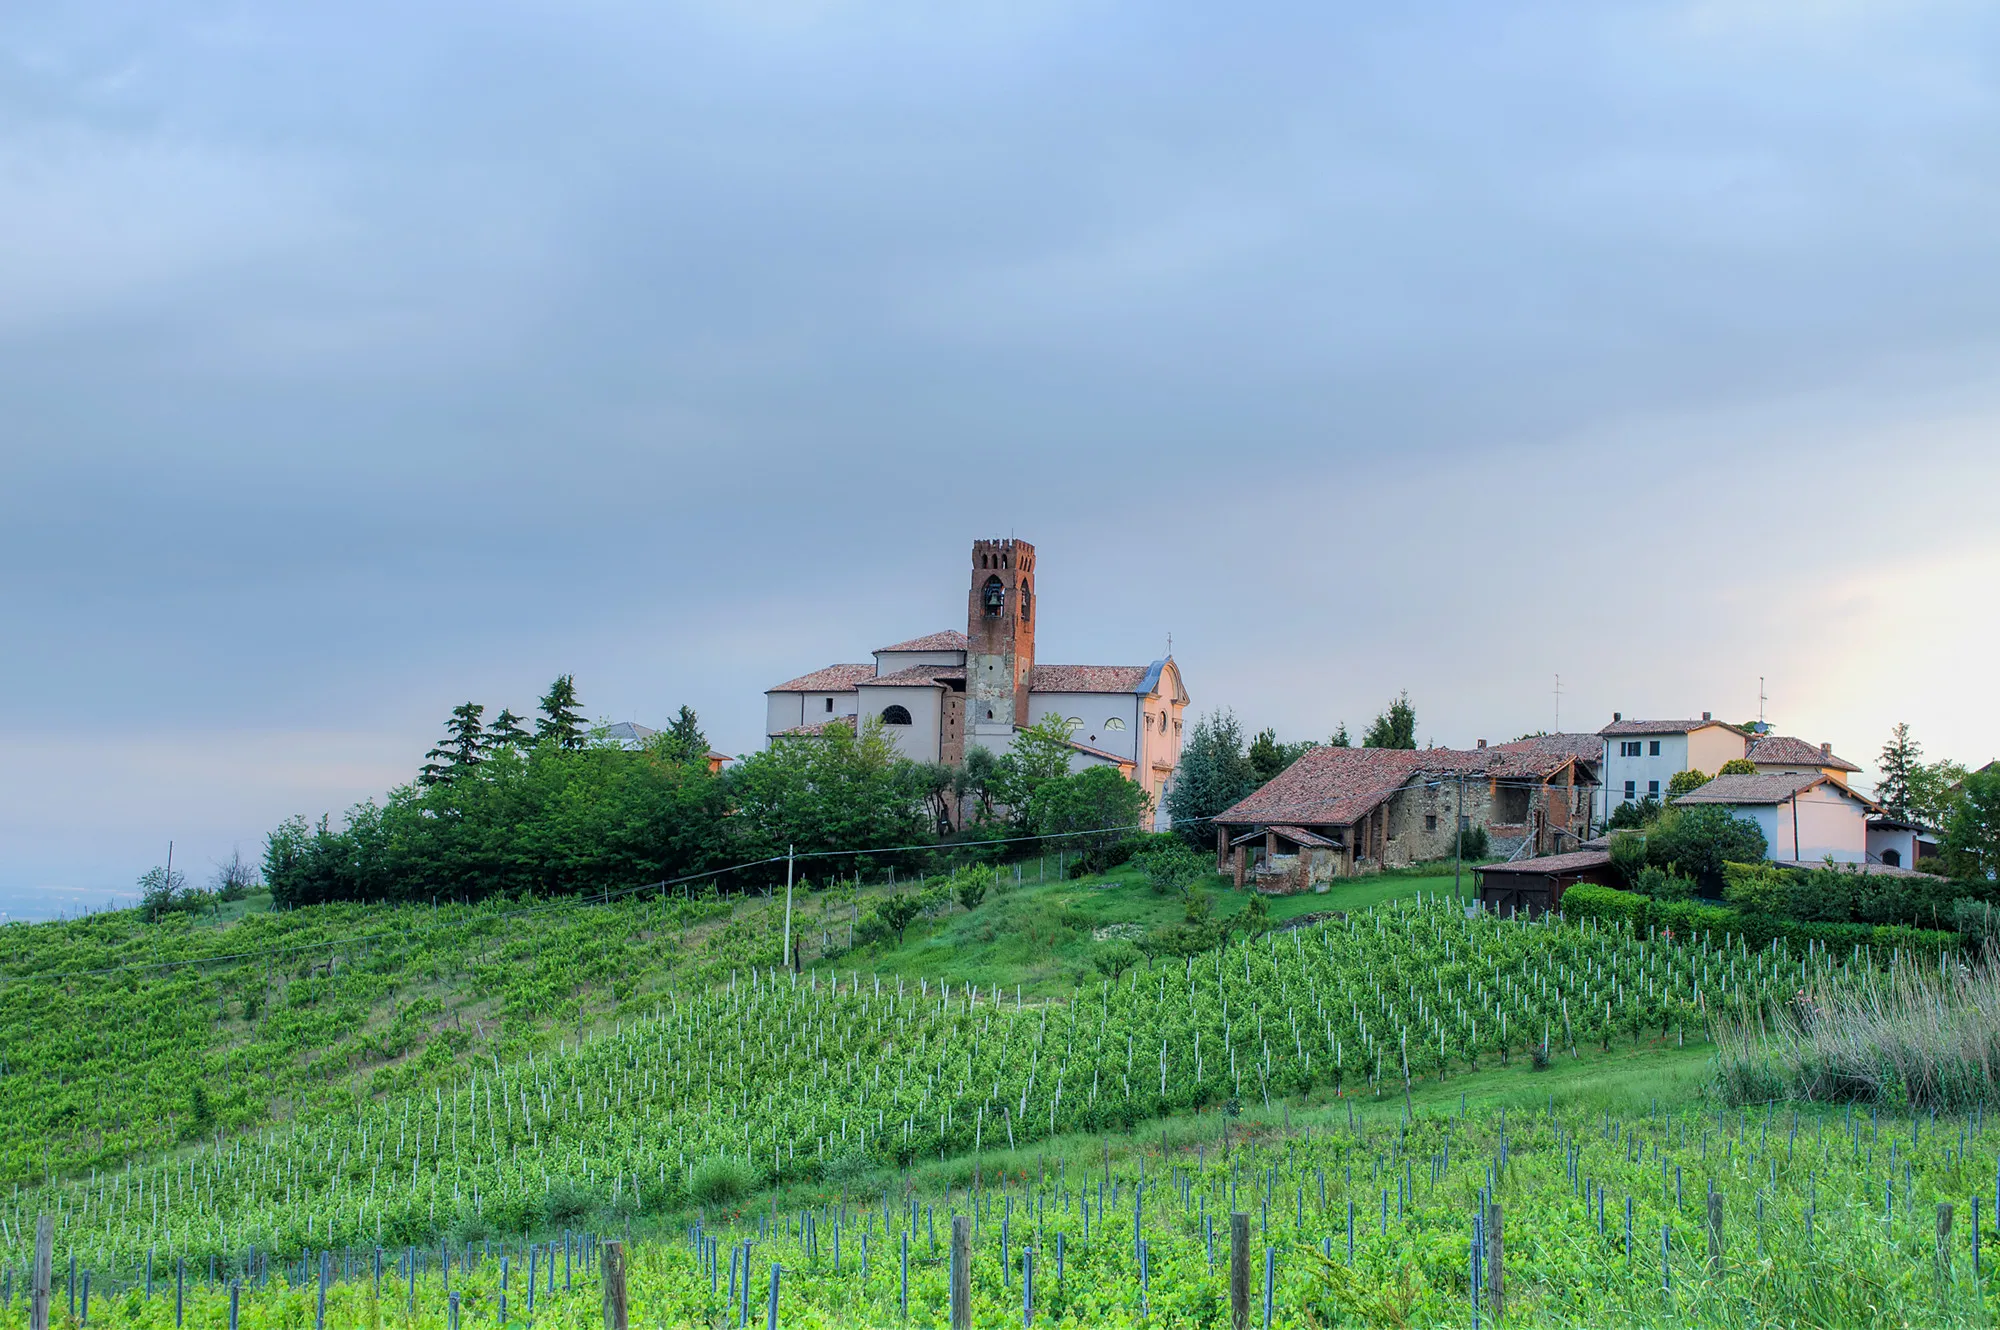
[1210,735,1601,892]
[763,538,1190,813]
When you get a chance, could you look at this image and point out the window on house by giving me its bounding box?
[1623,780,1637,802]
[1495,785,1532,822]
[1647,780,1660,798]
[1067,717,1083,728]
[1882,848,1902,867]
[1649,741,1662,757]
[881,705,913,725]
[824,697,834,713]
[1104,717,1126,730]
[1619,741,1642,757]
[1425,814,1438,833]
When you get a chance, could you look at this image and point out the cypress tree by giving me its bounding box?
[536,675,587,750]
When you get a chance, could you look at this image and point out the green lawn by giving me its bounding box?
[835,862,1469,997]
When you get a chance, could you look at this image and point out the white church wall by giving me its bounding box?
[857,685,943,763]
[873,650,966,674]
[1027,692,1140,760]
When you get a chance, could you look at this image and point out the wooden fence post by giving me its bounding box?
[600,1240,627,1330]
[1705,1192,1724,1278]
[29,1215,51,1330]
[1229,1212,1250,1330]
[950,1216,971,1330]
[1485,1202,1504,1320]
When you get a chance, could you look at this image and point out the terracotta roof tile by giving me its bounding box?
[1598,718,1745,737]
[1476,849,1613,876]
[767,663,876,694]
[1217,737,1597,827]
[1674,771,1837,804]
[858,665,965,688]
[876,630,968,653]
[775,715,858,737]
[1030,664,1150,693]
[1746,734,1861,773]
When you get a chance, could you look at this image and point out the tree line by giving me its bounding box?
[256,679,1154,909]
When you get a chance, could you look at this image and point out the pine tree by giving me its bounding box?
[536,675,587,750]
[1876,723,1922,819]
[421,702,488,786]
[662,705,709,764]
[1362,691,1417,749]
[1329,722,1351,748]
[1166,710,1259,851]
[488,708,531,747]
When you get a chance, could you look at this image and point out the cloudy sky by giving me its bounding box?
[4,1,1999,918]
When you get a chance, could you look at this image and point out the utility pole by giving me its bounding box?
[783,846,795,973]
[1553,673,1562,733]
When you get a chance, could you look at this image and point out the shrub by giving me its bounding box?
[1646,804,1766,893]
[689,1156,752,1205]
[1092,941,1144,980]
[950,864,994,911]
[1633,864,1696,902]
[1183,886,1213,924]
[1456,827,1489,861]
[1607,797,1660,831]
[1608,831,1648,887]
[1133,844,1209,896]
[871,891,924,943]
[1666,769,1709,798]
[1560,883,1647,931]
[541,1181,596,1226]
[1718,758,1759,776]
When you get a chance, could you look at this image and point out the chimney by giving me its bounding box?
[1477,738,1487,749]
[1821,741,1831,755]
[1612,711,1621,722]
[1702,711,1712,721]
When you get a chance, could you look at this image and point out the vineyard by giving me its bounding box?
[1,900,1917,1276]
[6,1078,2000,1326]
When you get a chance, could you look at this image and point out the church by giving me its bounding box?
[763,539,1191,811]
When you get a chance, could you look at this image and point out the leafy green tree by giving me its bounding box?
[1329,722,1351,748]
[872,892,924,944]
[953,746,1002,823]
[987,715,1079,821]
[1646,803,1767,893]
[1608,830,1648,886]
[1248,728,1315,785]
[1091,940,1144,981]
[536,675,587,750]
[952,864,995,910]
[1607,796,1660,830]
[1944,767,2000,882]
[1029,766,1152,857]
[1666,769,1709,798]
[1908,758,1972,830]
[138,863,194,921]
[1242,892,1271,933]
[1876,723,1922,818]
[421,702,488,786]
[1717,758,1758,776]
[488,708,532,747]
[1362,692,1417,749]
[660,706,710,764]
[1166,710,1259,851]
[725,716,930,874]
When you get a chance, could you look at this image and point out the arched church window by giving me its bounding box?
[881,705,913,725]
[982,575,1004,617]
[1104,717,1126,731]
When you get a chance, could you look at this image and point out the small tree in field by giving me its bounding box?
[873,892,924,944]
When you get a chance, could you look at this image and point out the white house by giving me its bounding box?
[1598,713,1862,822]
[1673,771,1876,864]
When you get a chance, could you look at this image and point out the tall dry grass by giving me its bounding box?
[1714,952,2000,1109]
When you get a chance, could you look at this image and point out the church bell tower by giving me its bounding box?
[966,538,1035,755]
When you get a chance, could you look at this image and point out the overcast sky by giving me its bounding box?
[4,1,1999,918]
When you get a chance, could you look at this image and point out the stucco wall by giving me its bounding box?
[766,692,805,736]
[1027,692,1139,759]
[872,649,966,675]
[856,685,942,763]
[1867,824,1918,867]
[1687,725,1748,776]
[1791,785,1868,863]
[1605,733,1690,806]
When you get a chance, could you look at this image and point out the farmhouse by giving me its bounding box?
[1211,735,1600,892]
[1672,770,1877,864]
[763,539,1190,810]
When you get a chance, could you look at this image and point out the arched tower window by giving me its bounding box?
[881,704,913,725]
[981,575,1004,617]
[1020,582,1031,622]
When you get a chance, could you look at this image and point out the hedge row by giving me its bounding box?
[1560,883,1960,956]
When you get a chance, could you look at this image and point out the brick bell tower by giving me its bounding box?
[966,538,1036,756]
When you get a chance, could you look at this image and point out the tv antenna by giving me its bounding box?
[1758,676,1768,729]
[1553,673,1563,732]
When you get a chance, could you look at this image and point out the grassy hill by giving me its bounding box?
[0,861,1461,1183]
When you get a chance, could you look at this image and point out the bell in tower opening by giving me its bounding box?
[981,575,1004,617]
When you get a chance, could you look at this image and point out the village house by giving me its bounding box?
[1210,734,1601,892]
[1672,771,1878,865]
[763,538,1190,813]
[1597,713,1863,816]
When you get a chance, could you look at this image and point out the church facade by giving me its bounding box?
[764,539,1190,810]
